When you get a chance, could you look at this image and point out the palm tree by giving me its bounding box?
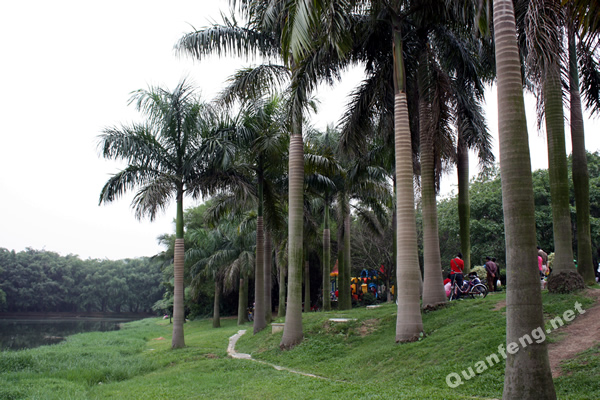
[340,157,391,309]
[287,1,424,339]
[391,13,423,340]
[416,47,451,309]
[188,219,255,328]
[264,230,274,322]
[305,128,343,311]
[438,20,495,274]
[317,1,427,337]
[98,79,217,349]
[303,137,344,313]
[308,124,392,312]
[491,0,557,396]
[568,17,598,284]
[518,0,574,274]
[454,77,494,274]
[239,96,288,333]
[203,194,255,325]
[571,0,600,37]
[202,68,290,331]
[201,128,285,332]
[275,237,288,318]
[176,4,317,349]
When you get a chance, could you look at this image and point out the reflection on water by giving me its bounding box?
[0,318,134,351]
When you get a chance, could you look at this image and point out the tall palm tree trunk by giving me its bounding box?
[254,166,267,334]
[172,192,185,349]
[238,274,249,325]
[392,23,423,342]
[304,249,311,312]
[341,209,352,309]
[276,245,287,318]
[391,176,397,303]
[322,203,331,311]
[264,231,273,323]
[337,216,345,305]
[493,0,556,397]
[254,215,266,333]
[281,128,304,349]
[419,73,447,309]
[336,199,351,310]
[569,28,595,283]
[544,65,575,273]
[457,127,471,273]
[213,279,221,328]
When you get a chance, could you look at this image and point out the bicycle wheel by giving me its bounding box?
[448,284,457,301]
[469,284,488,299]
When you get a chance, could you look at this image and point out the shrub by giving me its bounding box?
[470,265,487,280]
[547,271,585,294]
[547,252,555,271]
[360,293,377,306]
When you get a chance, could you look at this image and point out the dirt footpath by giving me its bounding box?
[546,289,600,377]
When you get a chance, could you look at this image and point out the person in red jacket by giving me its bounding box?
[449,253,465,298]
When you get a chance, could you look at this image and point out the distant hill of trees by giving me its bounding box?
[0,248,163,313]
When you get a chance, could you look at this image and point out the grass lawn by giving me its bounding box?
[1,290,598,399]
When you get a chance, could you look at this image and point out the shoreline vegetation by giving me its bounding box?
[1,290,599,399]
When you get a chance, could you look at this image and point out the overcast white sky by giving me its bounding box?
[1,1,599,260]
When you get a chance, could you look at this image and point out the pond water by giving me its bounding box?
[0,317,137,351]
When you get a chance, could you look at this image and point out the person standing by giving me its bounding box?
[538,246,548,274]
[492,257,501,289]
[450,253,465,297]
[485,256,498,292]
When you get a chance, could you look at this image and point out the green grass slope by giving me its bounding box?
[1,291,598,399]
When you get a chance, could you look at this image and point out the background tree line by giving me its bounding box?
[4,150,598,317]
[162,151,600,322]
[0,248,163,313]
[434,151,600,277]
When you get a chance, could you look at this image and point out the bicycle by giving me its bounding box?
[448,273,488,301]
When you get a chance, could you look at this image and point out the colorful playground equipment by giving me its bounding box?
[330,262,387,302]
[351,269,380,299]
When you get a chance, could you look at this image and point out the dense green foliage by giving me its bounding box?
[0,248,163,313]
[1,290,596,399]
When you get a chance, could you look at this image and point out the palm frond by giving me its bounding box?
[218,65,291,107]
[354,206,384,237]
[131,176,177,221]
[176,22,279,61]
[98,124,169,169]
[578,39,600,115]
[281,0,317,63]
[98,165,168,205]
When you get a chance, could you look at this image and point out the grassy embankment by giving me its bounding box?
[1,290,598,399]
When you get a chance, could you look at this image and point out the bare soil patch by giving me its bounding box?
[547,288,600,377]
[492,299,506,312]
[357,319,379,337]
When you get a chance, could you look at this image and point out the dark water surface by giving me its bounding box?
[0,317,137,351]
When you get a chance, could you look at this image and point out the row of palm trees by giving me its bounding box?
[99,1,600,398]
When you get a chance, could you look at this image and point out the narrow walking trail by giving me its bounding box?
[227,329,331,380]
[547,288,600,377]
[494,289,600,377]
[229,289,600,382]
